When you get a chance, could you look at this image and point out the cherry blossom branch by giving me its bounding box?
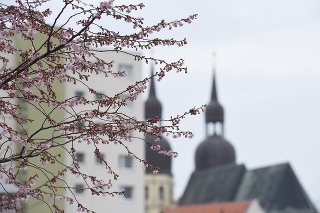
[0,1,202,212]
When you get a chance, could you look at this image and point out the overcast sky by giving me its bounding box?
[137,0,320,209]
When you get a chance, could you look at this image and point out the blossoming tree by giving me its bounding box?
[0,0,204,212]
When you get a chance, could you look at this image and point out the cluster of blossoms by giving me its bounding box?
[0,0,205,212]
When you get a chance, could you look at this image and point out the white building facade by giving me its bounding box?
[65,51,145,213]
[1,33,145,212]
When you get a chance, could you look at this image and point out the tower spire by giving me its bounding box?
[205,52,224,136]
[195,54,235,171]
[211,71,218,102]
[145,63,162,120]
[211,52,218,101]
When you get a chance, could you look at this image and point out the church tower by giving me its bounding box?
[145,65,173,213]
[195,70,236,171]
[178,67,316,213]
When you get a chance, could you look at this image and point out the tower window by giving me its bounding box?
[207,122,215,137]
[159,186,164,201]
[215,122,223,136]
[119,155,133,169]
[145,186,148,199]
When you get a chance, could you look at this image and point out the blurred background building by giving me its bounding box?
[164,69,318,213]
[144,65,174,213]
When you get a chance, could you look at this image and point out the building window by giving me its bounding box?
[95,92,103,100]
[159,186,164,201]
[121,186,133,199]
[76,152,85,163]
[75,184,84,194]
[119,64,133,79]
[119,155,133,169]
[75,91,84,100]
[96,154,105,164]
[145,186,148,199]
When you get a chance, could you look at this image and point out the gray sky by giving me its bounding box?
[139,0,320,209]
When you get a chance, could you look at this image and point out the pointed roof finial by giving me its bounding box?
[145,50,162,120]
[211,52,218,101]
[211,72,218,101]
